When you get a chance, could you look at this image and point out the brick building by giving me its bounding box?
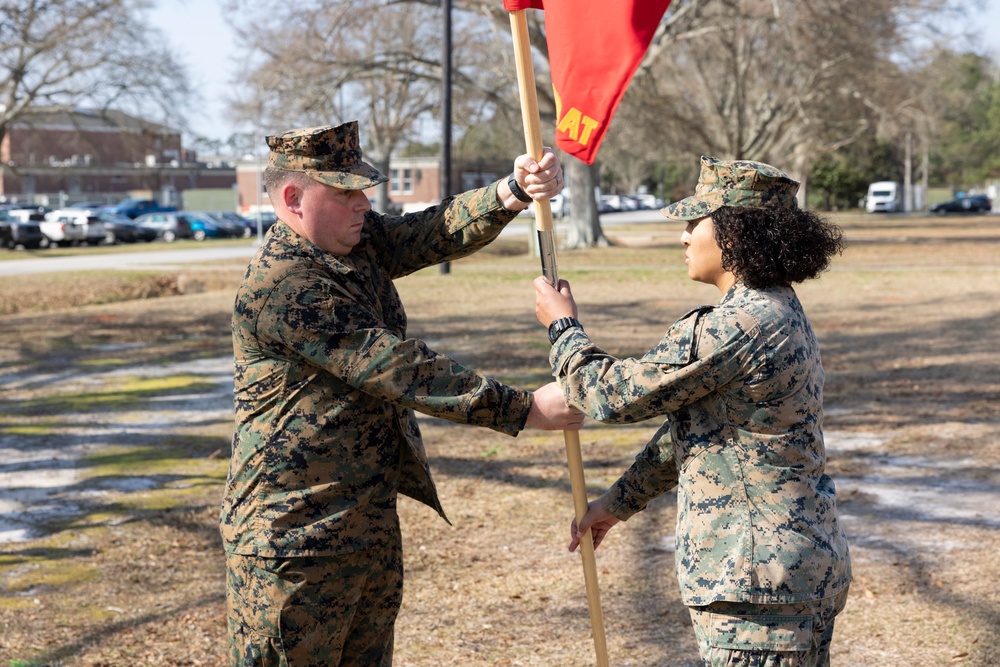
[0,107,235,206]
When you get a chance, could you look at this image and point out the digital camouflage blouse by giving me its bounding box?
[222,183,533,557]
[551,283,852,606]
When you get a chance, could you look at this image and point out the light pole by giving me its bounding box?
[439,0,453,274]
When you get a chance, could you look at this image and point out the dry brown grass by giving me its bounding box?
[0,212,998,666]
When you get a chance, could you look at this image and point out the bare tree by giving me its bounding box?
[0,0,191,147]
[633,0,966,203]
[225,0,501,211]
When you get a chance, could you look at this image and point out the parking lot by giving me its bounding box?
[0,203,275,251]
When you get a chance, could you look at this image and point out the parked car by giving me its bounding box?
[6,206,51,222]
[515,193,567,218]
[190,211,246,239]
[632,193,666,210]
[866,181,903,213]
[133,212,195,242]
[40,210,111,246]
[65,201,107,210]
[0,210,48,249]
[97,210,159,243]
[108,198,178,219]
[243,211,278,234]
[929,194,992,214]
[205,211,254,238]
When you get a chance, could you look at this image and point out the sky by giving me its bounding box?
[148,0,1000,146]
[148,0,239,144]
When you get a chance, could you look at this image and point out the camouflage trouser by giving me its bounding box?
[688,588,849,667]
[225,531,403,667]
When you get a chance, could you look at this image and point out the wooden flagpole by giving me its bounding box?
[508,9,609,667]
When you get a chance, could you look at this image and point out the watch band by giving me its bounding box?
[507,173,532,203]
[547,316,581,345]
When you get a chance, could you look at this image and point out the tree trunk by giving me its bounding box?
[791,145,810,210]
[372,154,392,212]
[563,159,610,248]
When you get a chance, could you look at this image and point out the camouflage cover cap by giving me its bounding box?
[266,121,388,190]
[660,156,799,221]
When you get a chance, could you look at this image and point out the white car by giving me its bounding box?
[515,193,568,218]
[41,209,112,246]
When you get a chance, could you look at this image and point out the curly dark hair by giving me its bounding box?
[711,205,845,289]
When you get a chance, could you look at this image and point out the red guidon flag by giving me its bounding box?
[502,0,671,164]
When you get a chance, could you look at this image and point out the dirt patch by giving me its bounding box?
[0,213,998,666]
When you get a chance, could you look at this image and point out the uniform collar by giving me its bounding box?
[269,220,363,275]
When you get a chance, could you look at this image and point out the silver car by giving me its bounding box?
[133,212,195,242]
[40,209,111,246]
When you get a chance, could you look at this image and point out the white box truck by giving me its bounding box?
[866,181,903,213]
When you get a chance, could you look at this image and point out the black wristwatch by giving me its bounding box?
[547,317,581,345]
[507,173,532,203]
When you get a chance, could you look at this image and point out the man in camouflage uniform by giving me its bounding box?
[535,156,852,666]
[222,121,582,667]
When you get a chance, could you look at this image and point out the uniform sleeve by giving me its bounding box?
[548,306,759,424]
[370,181,519,279]
[600,422,680,521]
[256,268,532,435]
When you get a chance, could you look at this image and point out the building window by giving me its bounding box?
[390,168,413,195]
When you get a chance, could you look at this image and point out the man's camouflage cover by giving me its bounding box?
[266,120,388,190]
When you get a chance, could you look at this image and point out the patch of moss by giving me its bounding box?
[0,437,227,537]
[3,560,98,593]
[4,375,218,416]
[61,512,123,528]
[111,482,223,512]
[0,537,94,568]
[78,604,123,623]
[0,424,57,436]
[79,358,130,366]
[80,438,230,476]
[0,597,42,612]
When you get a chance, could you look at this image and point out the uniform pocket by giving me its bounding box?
[709,613,814,651]
[227,554,289,667]
[230,555,291,639]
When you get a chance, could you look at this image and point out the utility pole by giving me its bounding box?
[904,131,913,213]
[439,0,453,275]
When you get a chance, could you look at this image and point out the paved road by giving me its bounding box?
[0,244,260,277]
[0,211,666,277]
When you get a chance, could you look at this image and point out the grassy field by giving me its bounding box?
[0,212,998,666]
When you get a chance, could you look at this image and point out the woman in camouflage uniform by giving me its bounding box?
[534,156,851,667]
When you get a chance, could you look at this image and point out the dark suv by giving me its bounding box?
[108,198,177,219]
[929,194,992,214]
[0,211,47,249]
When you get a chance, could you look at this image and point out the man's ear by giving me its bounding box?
[282,182,304,214]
